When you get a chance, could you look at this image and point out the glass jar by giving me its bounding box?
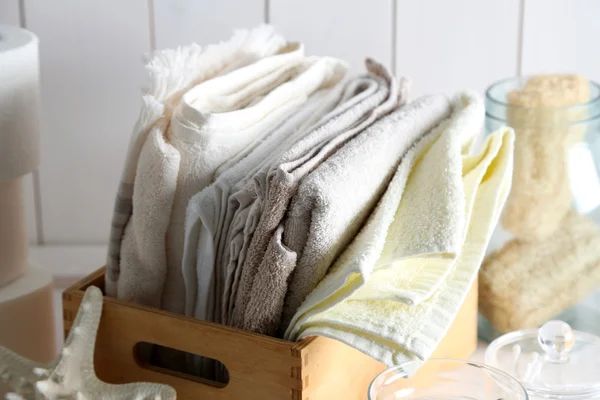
[486,320,600,399]
[368,358,528,399]
[480,75,600,341]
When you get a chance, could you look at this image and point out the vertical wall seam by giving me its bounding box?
[516,0,526,76]
[264,0,270,24]
[147,0,157,51]
[391,0,397,75]
[18,0,44,245]
[18,0,26,27]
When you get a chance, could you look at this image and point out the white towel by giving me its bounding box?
[106,25,286,305]
[182,57,348,323]
[288,121,514,367]
[116,41,307,313]
[161,43,319,315]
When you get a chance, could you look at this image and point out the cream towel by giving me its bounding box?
[115,42,307,313]
[221,71,390,323]
[181,58,348,323]
[105,25,285,301]
[350,93,485,305]
[161,44,320,315]
[215,85,349,325]
[284,92,486,339]
[254,94,454,336]
[290,126,514,367]
[229,60,407,328]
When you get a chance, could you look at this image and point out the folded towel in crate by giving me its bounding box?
[286,99,514,367]
[262,94,454,335]
[220,64,399,325]
[106,25,285,305]
[283,92,485,339]
[181,58,348,324]
[121,44,307,313]
[228,60,408,330]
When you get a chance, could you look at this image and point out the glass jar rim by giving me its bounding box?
[485,75,600,111]
[367,357,529,399]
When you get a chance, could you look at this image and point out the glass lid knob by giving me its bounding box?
[538,320,575,363]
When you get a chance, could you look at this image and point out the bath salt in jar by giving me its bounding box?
[479,75,600,340]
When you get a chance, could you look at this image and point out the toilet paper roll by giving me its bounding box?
[0,25,41,180]
[0,177,28,287]
[0,266,56,360]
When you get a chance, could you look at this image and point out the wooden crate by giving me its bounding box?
[62,268,477,400]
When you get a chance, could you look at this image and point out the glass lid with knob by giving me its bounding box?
[368,358,528,399]
[485,320,600,399]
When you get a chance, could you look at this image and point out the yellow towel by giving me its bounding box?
[285,92,484,338]
[287,125,514,366]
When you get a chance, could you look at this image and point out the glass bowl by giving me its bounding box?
[368,358,528,399]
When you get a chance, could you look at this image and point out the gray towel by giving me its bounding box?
[220,74,378,324]
[181,57,348,325]
[230,59,408,331]
[276,94,453,332]
[242,94,452,335]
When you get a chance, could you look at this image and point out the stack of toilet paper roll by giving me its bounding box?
[0,24,56,394]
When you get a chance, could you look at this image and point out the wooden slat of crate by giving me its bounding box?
[63,268,477,399]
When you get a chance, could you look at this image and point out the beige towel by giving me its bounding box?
[215,85,348,325]
[105,25,285,302]
[221,70,392,324]
[229,60,407,329]
[181,58,348,324]
[162,44,313,315]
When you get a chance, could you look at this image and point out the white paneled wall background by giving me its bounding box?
[2,0,600,281]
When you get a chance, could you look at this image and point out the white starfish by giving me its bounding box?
[0,286,176,400]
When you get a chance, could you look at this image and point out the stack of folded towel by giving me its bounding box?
[105,25,514,372]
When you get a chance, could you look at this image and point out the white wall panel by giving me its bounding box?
[0,0,19,25]
[24,0,151,243]
[153,0,264,50]
[396,0,521,98]
[7,0,600,246]
[522,0,600,82]
[1,1,38,243]
[270,0,393,74]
